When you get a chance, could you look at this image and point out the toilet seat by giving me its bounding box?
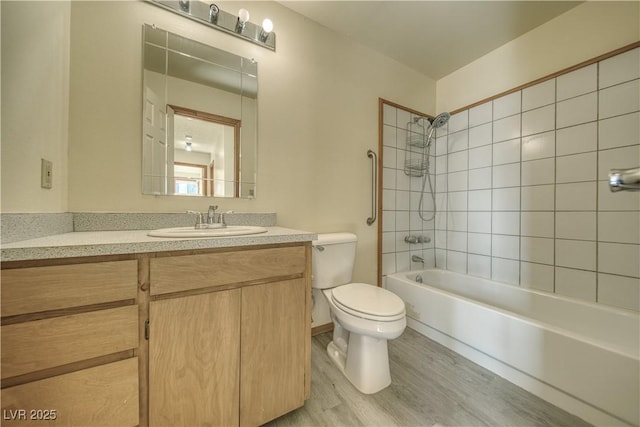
[331,283,405,321]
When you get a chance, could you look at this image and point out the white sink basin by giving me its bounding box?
[148,225,268,238]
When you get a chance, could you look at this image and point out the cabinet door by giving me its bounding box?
[241,278,306,426]
[149,290,241,427]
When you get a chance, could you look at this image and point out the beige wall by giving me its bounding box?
[1,1,70,213]
[36,1,433,284]
[437,1,640,113]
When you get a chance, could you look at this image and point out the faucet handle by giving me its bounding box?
[186,210,206,228]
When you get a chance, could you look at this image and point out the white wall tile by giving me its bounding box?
[468,232,491,255]
[382,231,396,253]
[522,105,555,137]
[492,187,520,211]
[598,242,640,278]
[468,212,492,233]
[469,123,492,148]
[383,146,397,168]
[555,267,596,302]
[468,167,492,190]
[493,139,521,165]
[396,251,411,272]
[448,212,467,232]
[448,171,468,191]
[556,122,597,155]
[556,152,597,183]
[599,48,640,89]
[447,250,467,273]
[598,212,640,244]
[468,189,492,211]
[382,210,395,233]
[447,230,468,251]
[447,191,468,212]
[523,79,556,111]
[469,145,492,169]
[382,189,396,211]
[598,145,640,181]
[492,211,520,235]
[521,185,555,211]
[383,104,397,126]
[435,136,448,156]
[556,239,596,270]
[435,154,448,175]
[522,131,555,161]
[521,237,554,264]
[435,229,447,248]
[557,64,597,101]
[396,168,410,191]
[396,210,410,231]
[397,109,411,128]
[469,102,492,127]
[556,182,597,211]
[448,130,469,153]
[383,167,396,190]
[557,92,597,129]
[597,273,640,311]
[435,211,447,230]
[599,79,640,120]
[556,212,596,241]
[396,190,410,211]
[383,124,397,148]
[492,257,520,285]
[382,253,396,276]
[598,181,640,211]
[492,163,520,188]
[599,112,640,150]
[448,150,468,173]
[521,211,554,238]
[520,262,554,292]
[448,110,468,134]
[492,234,519,259]
[493,91,521,120]
[493,114,521,143]
[468,254,491,279]
[522,158,555,186]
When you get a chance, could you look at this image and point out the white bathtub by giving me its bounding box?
[386,269,640,427]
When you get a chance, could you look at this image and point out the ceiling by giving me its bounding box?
[279,1,582,80]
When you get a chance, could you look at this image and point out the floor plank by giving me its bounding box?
[266,327,592,427]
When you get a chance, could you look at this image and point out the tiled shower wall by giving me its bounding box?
[382,47,640,312]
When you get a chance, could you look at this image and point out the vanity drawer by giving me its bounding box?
[1,357,139,427]
[150,245,306,296]
[1,305,138,379]
[1,260,138,318]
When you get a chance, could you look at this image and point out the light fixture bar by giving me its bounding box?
[147,0,276,51]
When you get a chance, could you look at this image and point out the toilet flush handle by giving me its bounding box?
[315,245,325,252]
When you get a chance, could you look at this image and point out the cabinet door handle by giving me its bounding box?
[145,319,150,340]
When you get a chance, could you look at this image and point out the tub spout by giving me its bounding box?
[411,255,424,264]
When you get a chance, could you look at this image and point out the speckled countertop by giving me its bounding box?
[1,227,317,262]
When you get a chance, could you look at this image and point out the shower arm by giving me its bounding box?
[609,167,640,192]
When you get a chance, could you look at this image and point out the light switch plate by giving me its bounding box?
[41,158,53,189]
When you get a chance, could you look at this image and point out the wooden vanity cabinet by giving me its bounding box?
[0,259,140,427]
[148,243,310,427]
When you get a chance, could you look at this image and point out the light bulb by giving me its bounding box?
[238,8,250,24]
[262,18,273,33]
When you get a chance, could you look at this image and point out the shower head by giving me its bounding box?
[430,112,450,129]
[425,111,450,145]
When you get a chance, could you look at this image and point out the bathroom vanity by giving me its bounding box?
[0,227,314,426]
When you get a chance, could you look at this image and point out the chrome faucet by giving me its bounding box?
[412,255,424,264]
[207,205,226,227]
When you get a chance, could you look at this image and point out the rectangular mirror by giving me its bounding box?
[142,24,257,198]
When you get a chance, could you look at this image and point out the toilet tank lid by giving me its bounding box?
[313,232,357,246]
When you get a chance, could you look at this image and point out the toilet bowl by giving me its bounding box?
[312,233,407,394]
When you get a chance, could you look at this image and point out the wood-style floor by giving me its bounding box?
[267,328,592,427]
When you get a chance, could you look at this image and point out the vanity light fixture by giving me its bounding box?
[260,18,273,42]
[208,4,219,24]
[235,8,250,34]
[147,0,276,51]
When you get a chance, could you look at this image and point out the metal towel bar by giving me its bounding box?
[366,150,377,225]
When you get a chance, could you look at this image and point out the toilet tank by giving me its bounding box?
[312,233,358,289]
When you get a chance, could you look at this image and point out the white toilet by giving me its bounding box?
[312,232,406,394]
